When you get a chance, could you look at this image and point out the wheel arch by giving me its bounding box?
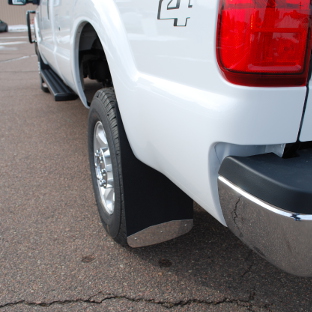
[71,20,102,108]
[70,0,138,108]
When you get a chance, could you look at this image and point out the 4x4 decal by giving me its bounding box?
[157,0,193,27]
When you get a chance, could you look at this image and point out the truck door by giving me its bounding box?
[38,0,59,72]
[37,0,74,89]
[53,0,75,89]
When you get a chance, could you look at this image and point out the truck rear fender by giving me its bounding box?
[71,3,194,246]
[70,0,138,109]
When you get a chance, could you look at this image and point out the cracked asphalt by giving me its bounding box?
[1,32,312,312]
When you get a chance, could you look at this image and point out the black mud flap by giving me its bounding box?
[116,107,193,247]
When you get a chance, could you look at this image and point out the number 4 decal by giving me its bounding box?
[157,0,193,27]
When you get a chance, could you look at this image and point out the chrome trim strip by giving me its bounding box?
[218,176,312,221]
[127,219,193,248]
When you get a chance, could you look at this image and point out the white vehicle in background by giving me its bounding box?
[9,0,312,276]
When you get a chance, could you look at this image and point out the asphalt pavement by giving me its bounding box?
[1,31,312,312]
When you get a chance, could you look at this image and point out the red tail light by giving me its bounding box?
[217,0,312,86]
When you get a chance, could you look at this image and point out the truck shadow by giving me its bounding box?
[130,203,312,312]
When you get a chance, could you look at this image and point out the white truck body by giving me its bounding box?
[36,0,307,221]
[10,0,312,276]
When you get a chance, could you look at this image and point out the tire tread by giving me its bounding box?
[89,88,127,246]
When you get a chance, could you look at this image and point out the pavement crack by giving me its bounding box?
[241,250,254,278]
[0,295,263,310]
[88,293,237,308]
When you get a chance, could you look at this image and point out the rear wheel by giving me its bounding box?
[88,88,127,245]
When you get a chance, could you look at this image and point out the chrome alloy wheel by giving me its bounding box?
[93,121,115,214]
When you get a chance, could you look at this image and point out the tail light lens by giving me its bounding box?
[217,0,312,86]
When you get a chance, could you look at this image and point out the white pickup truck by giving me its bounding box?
[9,0,312,276]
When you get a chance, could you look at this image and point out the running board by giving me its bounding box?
[41,67,78,101]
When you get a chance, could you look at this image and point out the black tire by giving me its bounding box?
[88,88,127,246]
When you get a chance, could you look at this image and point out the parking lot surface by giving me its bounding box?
[1,32,312,312]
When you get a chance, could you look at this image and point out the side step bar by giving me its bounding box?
[27,10,77,102]
[41,67,78,101]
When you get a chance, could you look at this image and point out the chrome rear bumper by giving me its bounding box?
[218,151,312,277]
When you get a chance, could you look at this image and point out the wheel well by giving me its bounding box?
[78,23,112,103]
